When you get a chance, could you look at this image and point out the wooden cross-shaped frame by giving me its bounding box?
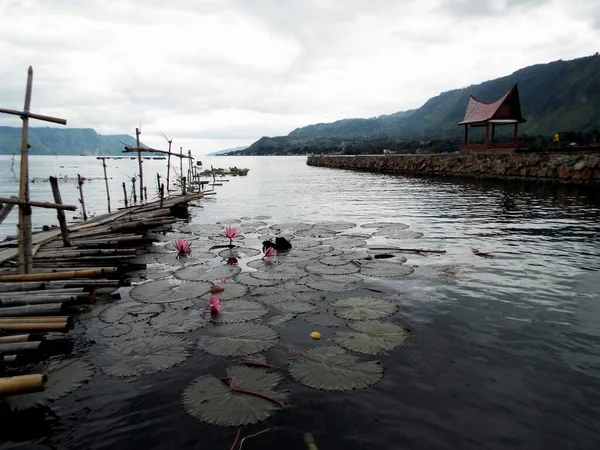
[0,67,68,274]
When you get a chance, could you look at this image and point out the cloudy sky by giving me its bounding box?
[1,0,599,154]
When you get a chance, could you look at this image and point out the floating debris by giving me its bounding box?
[198,323,279,356]
[182,366,287,426]
[333,321,411,355]
[331,297,399,321]
[289,346,383,391]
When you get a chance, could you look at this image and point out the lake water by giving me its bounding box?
[1,156,600,449]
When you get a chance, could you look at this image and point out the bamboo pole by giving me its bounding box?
[122,182,128,208]
[0,268,117,282]
[156,173,161,197]
[77,174,88,221]
[0,341,42,353]
[0,316,70,323]
[0,303,64,317]
[132,177,137,204]
[0,334,42,344]
[0,374,46,396]
[136,127,144,202]
[144,186,147,202]
[0,282,46,293]
[166,140,172,192]
[179,147,183,186]
[0,197,77,211]
[0,322,69,332]
[17,67,34,275]
[0,197,17,225]
[49,176,71,247]
[100,157,111,213]
[182,177,187,195]
[160,184,164,208]
[0,294,90,307]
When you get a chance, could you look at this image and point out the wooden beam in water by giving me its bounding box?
[49,176,72,247]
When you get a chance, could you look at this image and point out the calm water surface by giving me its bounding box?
[1,156,600,449]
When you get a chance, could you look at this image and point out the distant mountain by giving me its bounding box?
[240,54,600,155]
[206,146,247,156]
[0,127,143,156]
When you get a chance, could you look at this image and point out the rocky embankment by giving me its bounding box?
[307,153,600,184]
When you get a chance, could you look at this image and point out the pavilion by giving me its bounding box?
[458,84,527,152]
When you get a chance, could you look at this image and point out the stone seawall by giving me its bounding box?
[306,153,600,184]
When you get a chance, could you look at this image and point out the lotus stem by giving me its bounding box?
[239,429,271,450]
[229,387,285,409]
[240,360,276,369]
[229,428,241,450]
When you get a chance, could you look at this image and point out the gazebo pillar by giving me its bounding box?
[513,123,519,143]
[464,125,469,145]
[491,124,496,143]
[485,123,490,147]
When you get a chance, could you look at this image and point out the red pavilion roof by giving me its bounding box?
[458,85,526,125]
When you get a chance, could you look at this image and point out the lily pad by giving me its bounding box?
[174,265,241,282]
[267,314,297,326]
[304,274,363,292]
[269,222,313,233]
[234,272,280,287]
[198,323,278,356]
[275,301,316,314]
[313,221,356,232]
[130,280,212,303]
[99,301,164,324]
[331,297,399,321]
[374,230,424,239]
[155,253,207,266]
[304,261,360,276]
[209,300,268,324]
[201,282,249,301]
[290,238,323,250]
[100,323,133,337]
[360,222,409,230]
[99,335,192,377]
[318,250,373,266]
[333,321,411,354]
[5,360,95,411]
[170,299,197,309]
[182,365,288,426]
[251,284,321,306]
[218,247,261,259]
[249,264,308,282]
[358,261,415,277]
[304,312,346,328]
[295,228,338,238]
[150,309,208,333]
[326,236,367,249]
[269,250,321,264]
[289,346,383,391]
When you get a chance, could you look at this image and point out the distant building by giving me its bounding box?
[458,84,528,153]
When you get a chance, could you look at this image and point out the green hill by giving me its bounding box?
[240,54,600,155]
[0,127,142,155]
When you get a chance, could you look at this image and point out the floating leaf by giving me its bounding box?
[358,261,415,277]
[290,238,323,250]
[304,274,363,292]
[374,230,424,239]
[174,265,241,282]
[198,323,278,356]
[99,301,164,324]
[150,309,208,333]
[360,222,409,230]
[130,280,212,303]
[333,321,411,354]
[304,261,360,275]
[313,221,356,232]
[249,264,308,282]
[209,300,268,324]
[267,250,321,264]
[275,301,316,314]
[182,365,287,426]
[200,282,249,301]
[325,236,367,249]
[269,222,313,233]
[170,299,197,309]
[318,250,373,266]
[304,312,346,328]
[289,346,383,391]
[235,272,279,287]
[218,247,261,259]
[267,314,297,326]
[5,360,95,410]
[155,253,206,266]
[100,323,132,337]
[295,228,338,238]
[99,336,192,377]
[251,284,321,306]
[331,297,399,321]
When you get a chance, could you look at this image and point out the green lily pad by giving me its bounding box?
[304,274,363,292]
[304,261,360,275]
[99,301,164,324]
[198,323,279,356]
[248,264,308,282]
[130,280,212,303]
[174,265,242,282]
[209,300,268,324]
[289,346,383,391]
[333,321,411,354]
[331,297,399,320]
[234,272,280,287]
[182,365,288,426]
[200,282,249,301]
[358,261,415,277]
[150,309,208,333]
[275,301,316,314]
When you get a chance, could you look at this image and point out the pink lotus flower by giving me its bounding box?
[209,296,222,313]
[174,239,192,257]
[224,226,241,246]
[227,257,238,266]
[263,246,275,259]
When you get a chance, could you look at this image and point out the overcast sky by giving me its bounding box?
[1,0,599,154]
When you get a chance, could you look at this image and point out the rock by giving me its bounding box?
[558,165,571,178]
[573,160,587,171]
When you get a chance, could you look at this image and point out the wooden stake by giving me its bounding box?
[0,197,17,225]
[77,174,88,221]
[156,173,161,196]
[160,184,164,208]
[49,176,71,247]
[166,140,172,192]
[182,176,187,195]
[144,186,147,202]
[180,146,183,186]
[132,177,137,204]
[0,197,76,211]
[122,182,128,208]
[100,157,111,213]
[136,127,144,202]
[17,67,34,275]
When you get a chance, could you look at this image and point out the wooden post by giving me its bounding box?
[188,150,192,183]
[77,174,87,221]
[514,123,519,144]
[0,198,17,226]
[464,125,468,145]
[182,177,187,195]
[491,124,496,143]
[143,186,147,202]
[156,173,161,196]
[132,177,137,204]
[166,140,172,192]
[122,182,128,208]
[48,177,71,247]
[160,184,164,208]
[17,68,34,274]
[100,157,111,213]
[136,127,144,202]
[179,147,183,186]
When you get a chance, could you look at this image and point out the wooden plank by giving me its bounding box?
[0,197,17,225]
[0,196,77,211]
[0,268,117,282]
[49,176,71,246]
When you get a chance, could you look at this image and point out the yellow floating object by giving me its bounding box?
[310,331,321,340]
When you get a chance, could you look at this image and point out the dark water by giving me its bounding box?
[1,156,600,449]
